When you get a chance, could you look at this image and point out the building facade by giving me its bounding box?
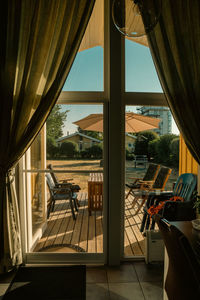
[57,132,101,151]
[137,106,172,136]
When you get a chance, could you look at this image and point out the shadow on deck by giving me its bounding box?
[33,192,145,257]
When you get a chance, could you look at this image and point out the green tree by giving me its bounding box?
[156,134,178,165]
[78,127,103,140]
[134,131,159,160]
[148,138,160,161]
[46,105,68,140]
[170,137,179,168]
[46,105,68,158]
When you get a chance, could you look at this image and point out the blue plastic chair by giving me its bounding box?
[140,173,197,233]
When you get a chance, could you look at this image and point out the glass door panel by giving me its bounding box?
[124,105,179,258]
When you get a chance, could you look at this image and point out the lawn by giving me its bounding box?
[48,159,179,193]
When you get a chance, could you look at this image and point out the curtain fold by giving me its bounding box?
[143,0,200,164]
[0,0,95,273]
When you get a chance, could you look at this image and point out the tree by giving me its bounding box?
[134,131,159,160]
[148,138,160,161]
[170,137,179,168]
[46,105,68,158]
[78,127,103,140]
[46,105,68,141]
[156,134,178,165]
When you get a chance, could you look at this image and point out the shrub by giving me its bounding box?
[59,141,78,158]
[46,137,60,159]
[80,150,90,159]
[134,131,159,160]
[156,134,178,165]
[87,144,103,159]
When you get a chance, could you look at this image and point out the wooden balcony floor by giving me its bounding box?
[34,192,145,256]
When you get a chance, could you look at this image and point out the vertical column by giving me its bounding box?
[107,0,125,265]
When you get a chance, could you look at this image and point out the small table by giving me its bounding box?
[88,173,103,216]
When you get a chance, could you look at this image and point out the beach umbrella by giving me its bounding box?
[73,112,160,133]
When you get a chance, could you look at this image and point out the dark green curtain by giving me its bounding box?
[143,0,200,164]
[0,0,95,273]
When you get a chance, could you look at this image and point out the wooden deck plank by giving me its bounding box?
[96,211,103,253]
[43,201,69,248]
[54,202,72,245]
[124,230,134,256]
[34,192,145,257]
[78,192,89,252]
[71,193,85,246]
[125,197,145,255]
[34,201,66,251]
[124,214,143,255]
[87,213,96,253]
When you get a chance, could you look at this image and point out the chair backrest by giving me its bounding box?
[155,216,200,299]
[152,166,172,190]
[46,173,56,197]
[47,164,59,185]
[143,163,160,181]
[173,173,197,202]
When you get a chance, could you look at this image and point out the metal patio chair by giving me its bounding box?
[46,173,78,220]
[47,164,81,207]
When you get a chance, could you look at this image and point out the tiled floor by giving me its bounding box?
[0,268,17,300]
[0,261,164,299]
[86,261,164,300]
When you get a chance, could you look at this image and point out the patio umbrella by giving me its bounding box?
[73,112,160,133]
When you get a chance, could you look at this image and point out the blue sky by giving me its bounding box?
[62,40,179,135]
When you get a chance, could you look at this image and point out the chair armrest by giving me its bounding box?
[60,179,73,182]
[140,180,154,184]
[52,187,71,193]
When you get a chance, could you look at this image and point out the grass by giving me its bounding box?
[48,159,179,192]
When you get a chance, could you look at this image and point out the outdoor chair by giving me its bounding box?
[140,173,197,233]
[155,216,200,300]
[131,166,172,216]
[46,173,78,220]
[47,164,81,207]
[126,163,160,199]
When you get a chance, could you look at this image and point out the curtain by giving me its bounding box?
[143,0,200,164]
[0,0,95,273]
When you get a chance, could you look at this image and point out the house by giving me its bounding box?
[1,0,200,299]
[125,133,136,152]
[57,132,101,151]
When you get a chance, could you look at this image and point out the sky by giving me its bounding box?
[61,40,179,135]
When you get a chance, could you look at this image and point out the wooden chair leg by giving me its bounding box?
[126,188,132,199]
[132,196,139,208]
[133,197,146,216]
